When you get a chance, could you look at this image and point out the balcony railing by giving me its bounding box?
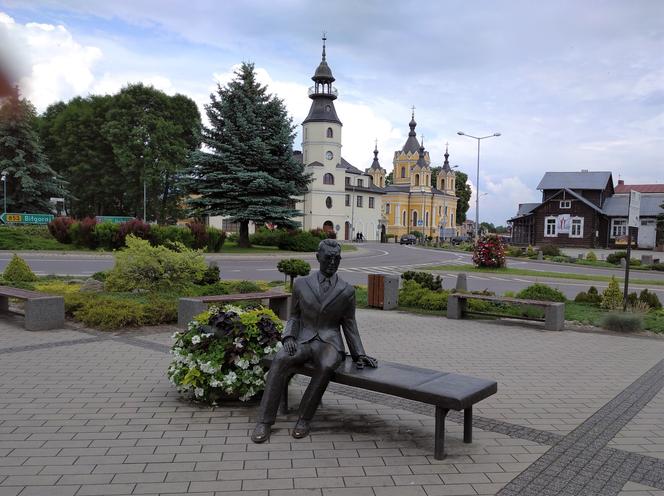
[308,86,338,97]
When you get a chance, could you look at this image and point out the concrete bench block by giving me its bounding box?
[178,298,207,329]
[24,297,65,331]
[544,303,565,331]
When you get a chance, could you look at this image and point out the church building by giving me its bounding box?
[295,38,386,241]
[381,113,459,239]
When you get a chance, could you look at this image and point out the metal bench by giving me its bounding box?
[0,285,65,331]
[447,293,565,331]
[264,356,497,460]
[178,291,291,328]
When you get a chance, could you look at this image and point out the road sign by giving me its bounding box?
[0,213,54,225]
[95,216,134,224]
[417,220,424,227]
[628,190,641,228]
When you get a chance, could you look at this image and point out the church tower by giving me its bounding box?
[393,110,429,185]
[410,140,432,192]
[366,142,386,188]
[300,36,346,232]
[436,144,456,193]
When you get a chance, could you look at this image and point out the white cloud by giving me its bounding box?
[0,12,102,110]
[92,73,176,96]
[468,175,541,226]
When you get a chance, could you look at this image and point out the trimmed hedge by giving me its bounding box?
[516,283,566,302]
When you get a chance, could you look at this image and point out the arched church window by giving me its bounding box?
[425,211,429,226]
[323,173,335,185]
[326,151,333,160]
[402,211,406,226]
[415,174,420,186]
[326,127,333,138]
[325,196,333,209]
[412,210,418,226]
[441,179,445,190]
[401,167,406,178]
[380,177,384,188]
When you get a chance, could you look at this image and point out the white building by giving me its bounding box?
[296,38,386,241]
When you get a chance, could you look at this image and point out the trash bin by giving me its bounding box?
[367,274,398,310]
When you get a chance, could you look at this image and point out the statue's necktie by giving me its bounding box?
[320,278,331,295]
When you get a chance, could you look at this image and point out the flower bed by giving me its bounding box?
[168,305,283,403]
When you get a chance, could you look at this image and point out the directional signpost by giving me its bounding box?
[623,190,641,311]
[95,216,134,224]
[0,213,54,225]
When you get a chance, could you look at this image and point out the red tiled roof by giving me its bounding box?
[614,184,664,194]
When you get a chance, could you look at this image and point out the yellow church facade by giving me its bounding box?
[367,114,458,239]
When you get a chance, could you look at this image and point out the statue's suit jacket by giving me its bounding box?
[282,272,366,359]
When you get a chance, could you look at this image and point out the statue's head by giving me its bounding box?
[316,239,342,278]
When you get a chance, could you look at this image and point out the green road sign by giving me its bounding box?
[95,216,134,224]
[0,213,54,225]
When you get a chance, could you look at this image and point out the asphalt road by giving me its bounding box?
[1,243,663,299]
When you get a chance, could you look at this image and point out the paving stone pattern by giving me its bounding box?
[0,309,664,495]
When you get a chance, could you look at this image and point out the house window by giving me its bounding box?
[345,194,350,206]
[356,196,363,208]
[326,127,333,138]
[385,203,390,214]
[401,167,406,178]
[570,217,584,238]
[325,196,333,209]
[425,211,429,226]
[369,197,375,208]
[560,200,571,209]
[345,177,350,186]
[611,218,627,238]
[357,179,364,187]
[545,216,557,237]
[323,173,334,185]
[402,211,406,226]
[326,151,334,160]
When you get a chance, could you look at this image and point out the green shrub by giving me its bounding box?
[233,280,264,293]
[526,245,536,257]
[398,280,430,307]
[277,258,311,289]
[105,235,206,292]
[94,222,122,250]
[626,292,639,307]
[401,271,442,291]
[472,234,506,268]
[601,276,623,310]
[199,262,220,285]
[506,246,523,257]
[516,283,566,302]
[644,310,664,333]
[186,221,209,249]
[411,230,424,239]
[91,271,108,282]
[250,227,288,247]
[418,289,449,311]
[206,227,226,252]
[586,251,597,262]
[550,255,569,263]
[574,286,602,305]
[226,232,239,243]
[48,216,74,244]
[540,244,561,257]
[652,263,664,272]
[118,219,151,245]
[606,251,628,265]
[639,289,662,310]
[629,258,641,267]
[277,231,320,252]
[503,290,516,297]
[601,312,643,332]
[149,225,194,249]
[71,217,98,248]
[3,254,37,282]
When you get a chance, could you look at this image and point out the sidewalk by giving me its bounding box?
[1,311,664,495]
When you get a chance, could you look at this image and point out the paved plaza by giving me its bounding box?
[1,310,664,495]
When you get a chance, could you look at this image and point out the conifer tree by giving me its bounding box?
[0,89,67,213]
[186,63,311,247]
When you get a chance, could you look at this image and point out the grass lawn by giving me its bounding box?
[424,264,664,287]
[0,226,80,251]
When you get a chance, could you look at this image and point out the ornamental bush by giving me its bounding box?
[516,283,566,302]
[277,230,321,252]
[47,216,74,244]
[586,251,598,262]
[540,244,561,257]
[250,227,288,247]
[187,221,209,249]
[168,305,284,403]
[94,222,123,250]
[71,217,98,249]
[574,286,602,306]
[472,234,506,268]
[401,271,442,291]
[2,254,37,282]
[277,258,311,289]
[149,225,195,249]
[606,251,628,265]
[600,312,643,332]
[601,276,623,310]
[118,219,151,245]
[206,227,226,252]
[105,235,206,292]
[639,289,662,310]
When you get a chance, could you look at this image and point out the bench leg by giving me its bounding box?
[434,406,449,460]
[25,297,64,331]
[279,373,295,415]
[178,299,207,329]
[0,295,8,313]
[544,305,564,331]
[464,407,472,443]
[447,295,466,320]
[267,297,291,321]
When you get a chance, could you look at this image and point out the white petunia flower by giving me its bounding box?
[194,387,204,398]
[236,358,250,370]
[191,335,201,345]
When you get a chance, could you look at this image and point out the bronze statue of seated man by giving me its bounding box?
[251,239,377,442]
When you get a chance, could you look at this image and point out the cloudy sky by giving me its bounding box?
[1,1,663,224]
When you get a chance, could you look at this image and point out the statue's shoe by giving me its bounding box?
[292,419,310,439]
[251,423,271,443]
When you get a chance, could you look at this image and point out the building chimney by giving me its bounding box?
[618,179,624,185]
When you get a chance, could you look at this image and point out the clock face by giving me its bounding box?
[325,105,331,112]
[326,151,333,160]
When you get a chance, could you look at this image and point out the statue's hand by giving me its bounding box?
[283,336,297,356]
[354,355,378,369]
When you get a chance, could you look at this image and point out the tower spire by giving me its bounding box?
[322,32,327,61]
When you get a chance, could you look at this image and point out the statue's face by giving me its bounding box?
[317,247,341,277]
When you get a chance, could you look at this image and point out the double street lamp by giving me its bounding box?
[457,131,501,240]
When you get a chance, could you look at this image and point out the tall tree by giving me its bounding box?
[455,171,472,224]
[40,95,124,217]
[186,63,311,247]
[103,84,201,223]
[0,90,68,213]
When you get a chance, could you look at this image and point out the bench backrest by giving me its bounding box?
[453,293,563,306]
[196,291,290,303]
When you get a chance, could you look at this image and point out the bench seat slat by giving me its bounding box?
[454,293,563,307]
[0,285,55,300]
[197,292,289,303]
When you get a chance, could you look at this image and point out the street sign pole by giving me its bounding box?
[623,190,641,311]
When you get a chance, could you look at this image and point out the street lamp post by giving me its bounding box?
[440,165,459,241]
[457,131,501,240]
[1,171,7,217]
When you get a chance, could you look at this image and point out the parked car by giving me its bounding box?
[450,236,470,245]
[400,234,417,245]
